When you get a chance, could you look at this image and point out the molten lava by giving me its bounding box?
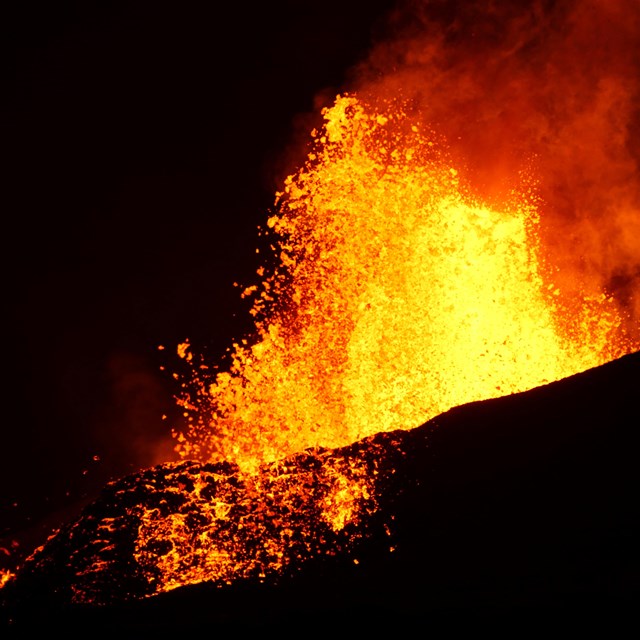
[174,94,637,470]
[3,1,639,609]
[3,93,637,606]
[113,93,634,599]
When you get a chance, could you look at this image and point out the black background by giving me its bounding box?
[2,0,398,554]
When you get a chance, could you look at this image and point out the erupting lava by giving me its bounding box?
[173,94,637,471]
[122,93,635,597]
[2,0,639,608]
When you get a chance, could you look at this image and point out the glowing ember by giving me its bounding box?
[173,94,637,471]
[0,570,14,591]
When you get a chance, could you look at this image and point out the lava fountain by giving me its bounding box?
[111,92,635,598]
[2,0,639,609]
[173,94,637,471]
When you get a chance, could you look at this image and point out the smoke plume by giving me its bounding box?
[348,0,640,335]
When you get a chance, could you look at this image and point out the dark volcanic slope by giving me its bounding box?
[2,350,639,632]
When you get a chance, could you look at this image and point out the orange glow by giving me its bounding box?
[132,453,379,597]
[0,569,15,590]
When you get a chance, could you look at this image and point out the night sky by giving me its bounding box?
[2,1,398,555]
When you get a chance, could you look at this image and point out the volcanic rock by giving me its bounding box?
[1,350,638,633]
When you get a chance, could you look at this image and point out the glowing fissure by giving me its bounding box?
[174,94,636,470]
